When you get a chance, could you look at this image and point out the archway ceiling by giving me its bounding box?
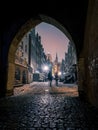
[0,0,88,55]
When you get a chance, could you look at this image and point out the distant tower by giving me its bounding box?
[55,53,58,64]
[47,53,52,62]
[53,53,59,74]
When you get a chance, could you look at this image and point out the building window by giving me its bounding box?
[15,68,20,80]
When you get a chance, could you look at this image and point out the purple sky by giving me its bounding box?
[35,22,69,62]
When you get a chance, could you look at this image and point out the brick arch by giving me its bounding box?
[7,15,77,96]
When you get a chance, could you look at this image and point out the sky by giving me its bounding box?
[35,22,69,62]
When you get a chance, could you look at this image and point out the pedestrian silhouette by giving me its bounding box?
[48,71,53,87]
[55,72,59,86]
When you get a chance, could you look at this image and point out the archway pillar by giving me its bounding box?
[6,43,16,96]
[81,0,98,107]
[78,52,86,100]
[6,62,15,96]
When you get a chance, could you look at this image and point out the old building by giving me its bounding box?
[65,41,77,73]
[15,33,30,85]
[14,28,47,85]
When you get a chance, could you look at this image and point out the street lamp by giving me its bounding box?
[43,65,49,72]
[58,71,61,76]
[42,65,49,82]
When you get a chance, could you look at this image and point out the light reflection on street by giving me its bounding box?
[40,94,52,105]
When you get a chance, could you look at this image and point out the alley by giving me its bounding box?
[0,82,98,129]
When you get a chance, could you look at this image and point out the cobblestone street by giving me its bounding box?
[0,82,98,129]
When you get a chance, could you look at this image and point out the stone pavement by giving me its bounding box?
[14,81,78,96]
[0,82,98,129]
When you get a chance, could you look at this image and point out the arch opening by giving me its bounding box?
[7,15,78,96]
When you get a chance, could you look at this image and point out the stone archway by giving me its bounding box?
[7,15,77,96]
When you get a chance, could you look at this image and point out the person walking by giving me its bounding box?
[48,71,53,87]
[55,72,59,86]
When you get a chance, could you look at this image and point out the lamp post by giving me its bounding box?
[42,65,49,81]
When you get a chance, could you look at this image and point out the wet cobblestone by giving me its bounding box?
[0,83,98,129]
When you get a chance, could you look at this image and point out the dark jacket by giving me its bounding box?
[55,73,58,81]
[48,72,52,81]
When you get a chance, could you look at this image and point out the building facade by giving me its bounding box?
[14,28,47,86]
[65,41,77,73]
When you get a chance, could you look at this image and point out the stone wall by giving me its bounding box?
[83,0,98,107]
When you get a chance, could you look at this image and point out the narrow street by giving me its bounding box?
[0,81,98,129]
